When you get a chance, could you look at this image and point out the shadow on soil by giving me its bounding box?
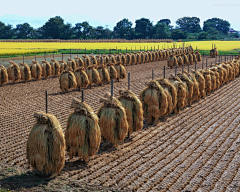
[0,171,54,191]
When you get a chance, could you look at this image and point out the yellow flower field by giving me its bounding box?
[0,41,239,56]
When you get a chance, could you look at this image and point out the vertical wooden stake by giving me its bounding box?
[111,79,114,99]
[152,69,154,80]
[128,73,130,90]
[45,90,48,114]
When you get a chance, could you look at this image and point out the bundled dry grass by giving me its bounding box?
[233,60,240,76]
[177,55,184,67]
[191,70,206,98]
[66,98,101,162]
[97,93,128,146]
[90,55,98,65]
[159,50,163,60]
[199,70,212,95]
[165,49,170,59]
[156,78,177,116]
[151,51,156,61]
[41,60,52,78]
[50,59,60,76]
[140,80,168,124]
[19,62,31,81]
[109,54,117,65]
[135,52,141,64]
[177,73,194,106]
[181,54,189,65]
[115,54,122,65]
[74,67,90,89]
[131,53,137,64]
[97,64,110,85]
[107,64,118,80]
[147,51,153,62]
[86,65,101,87]
[120,53,127,65]
[30,61,42,80]
[228,63,236,80]
[195,51,202,62]
[0,65,8,85]
[169,74,187,113]
[217,65,228,84]
[144,52,150,63]
[124,53,132,65]
[220,63,231,82]
[59,67,77,92]
[167,55,178,68]
[118,89,143,134]
[210,48,218,57]
[67,58,77,71]
[187,53,193,65]
[26,112,65,175]
[192,52,198,63]
[114,62,126,81]
[82,55,91,68]
[7,61,21,83]
[59,60,68,73]
[75,57,85,68]
[183,70,200,102]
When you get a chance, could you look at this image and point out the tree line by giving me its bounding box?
[0,16,238,40]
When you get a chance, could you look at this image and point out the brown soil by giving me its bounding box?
[1,55,240,192]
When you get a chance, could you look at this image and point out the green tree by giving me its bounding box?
[176,17,201,33]
[203,18,230,34]
[0,22,13,39]
[153,23,171,39]
[42,16,65,39]
[113,18,133,39]
[15,23,33,39]
[171,29,188,40]
[135,18,153,39]
[157,19,171,26]
[198,32,208,40]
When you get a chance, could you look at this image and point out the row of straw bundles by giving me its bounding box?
[210,48,219,57]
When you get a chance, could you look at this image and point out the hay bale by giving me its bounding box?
[124,53,132,65]
[90,55,98,65]
[115,62,126,81]
[181,54,189,65]
[159,50,163,60]
[0,65,8,85]
[167,55,178,68]
[41,60,52,78]
[156,78,177,116]
[66,98,101,162]
[136,52,141,64]
[147,51,153,62]
[26,112,65,174]
[233,60,240,76]
[191,70,206,98]
[82,55,91,68]
[162,50,167,60]
[192,52,197,63]
[220,63,231,82]
[131,53,137,64]
[104,55,110,65]
[7,61,21,83]
[177,73,194,106]
[59,68,77,92]
[109,54,117,65]
[187,53,193,65]
[199,70,211,95]
[120,53,127,65]
[59,60,68,73]
[67,58,77,71]
[140,80,168,124]
[177,55,184,67]
[97,93,128,146]
[115,54,122,65]
[97,64,110,85]
[217,65,228,84]
[183,70,200,102]
[19,63,31,81]
[30,61,42,80]
[210,68,220,90]
[75,57,85,68]
[118,89,143,134]
[50,59,60,77]
[86,65,101,87]
[107,64,118,80]
[74,67,90,89]
[169,74,187,114]
[144,52,149,63]
[195,51,202,62]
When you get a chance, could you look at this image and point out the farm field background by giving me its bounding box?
[0,40,240,57]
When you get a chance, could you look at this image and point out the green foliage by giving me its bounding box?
[203,18,230,34]
[198,32,208,40]
[171,29,188,40]
[113,18,134,39]
[135,18,153,39]
[153,23,171,39]
[176,17,201,33]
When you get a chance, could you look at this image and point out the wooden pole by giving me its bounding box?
[45,90,48,114]
[206,59,208,69]
[111,79,114,99]
[128,73,130,90]
[164,66,165,78]
[152,69,154,80]
[70,49,72,59]
[53,53,54,59]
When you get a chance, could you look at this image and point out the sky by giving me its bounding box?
[1,0,240,30]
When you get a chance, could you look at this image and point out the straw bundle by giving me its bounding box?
[75,57,85,68]
[144,52,149,63]
[151,51,156,61]
[50,59,60,76]
[107,64,118,80]
[191,70,206,98]
[209,70,217,91]
[136,52,141,64]
[66,98,101,162]
[90,55,98,65]
[192,52,197,63]
[59,60,68,73]
[177,73,194,106]
[67,58,77,71]
[177,55,184,67]
[59,67,77,92]
[183,70,200,102]
[7,61,21,83]
[115,62,126,81]
[0,65,8,85]
[233,60,240,76]
[118,89,143,134]
[156,78,177,116]
[210,68,220,89]
[147,51,153,62]
[104,55,110,65]
[155,50,160,61]
[120,53,127,65]
[82,55,91,68]
[228,63,236,80]
[131,53,137,64]
[159,50,163,60]
[74,67,90,89]
[109,54,117,65]
[140,51,145,63]
[195,51,202,62]
[26,112,65,174]
[218,64,228,84]
[19,63,31,81]
[165,49,170,59]
[86,65,101,87]
[220,64,231,82]
[97,93,128,146]
[199,70,211,95]
[125,53,132,65]
[30,61,42,80]
[41,60,52,78]
[167,55,178,68]
[187,53,193,65]
[115,54,122,65]
[162,50,167,60]
[140,80,168,124]
[181,54,188,65]
[168,74,187,113]
[97,64,110,85]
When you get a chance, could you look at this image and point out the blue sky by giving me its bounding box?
[1,0,240,30]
